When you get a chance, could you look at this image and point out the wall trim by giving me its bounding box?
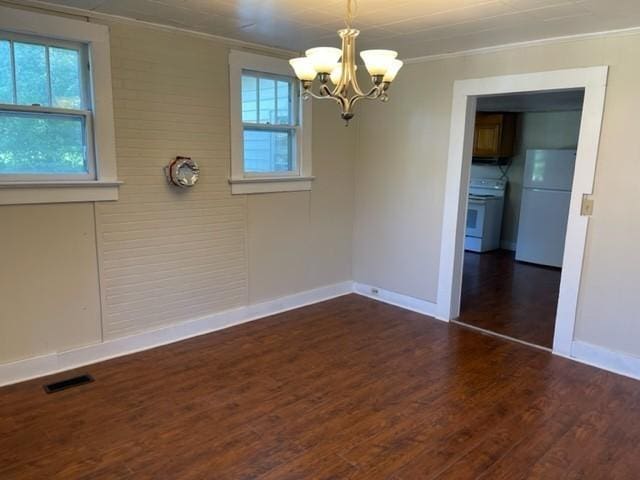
[0,182,121,205]
[0,281,353,387]
[352,282,442,320]
[0,4,120,203]
[571,341,640,381]
[228,50,313,195]
[3,281,639,387]
[404,25,640,64]
[436,66,609,358]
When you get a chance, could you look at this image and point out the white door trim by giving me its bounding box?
[436,66,608,356]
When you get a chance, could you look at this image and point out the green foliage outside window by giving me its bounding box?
[0,38,87,175]
[0,113,86,174]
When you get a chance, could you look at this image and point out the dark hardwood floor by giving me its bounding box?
[459,249,561,348]
[2,294,640,479]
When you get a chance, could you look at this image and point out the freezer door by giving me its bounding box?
[516,188,571,268]
[524,149,577,191]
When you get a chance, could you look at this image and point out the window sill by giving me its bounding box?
[229,176,314,195]
[0,180,122,205]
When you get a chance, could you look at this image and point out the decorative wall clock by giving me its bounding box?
[165,156,200,188]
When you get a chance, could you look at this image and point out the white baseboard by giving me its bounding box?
[571,340,640,381]
[0,281,353,387]
[352,282,442,320]
[4,280,637,387]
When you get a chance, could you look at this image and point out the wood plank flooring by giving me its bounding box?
[459,249,561,348]
[2,294,640,479]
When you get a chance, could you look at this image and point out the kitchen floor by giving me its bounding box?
[459,249,561,348]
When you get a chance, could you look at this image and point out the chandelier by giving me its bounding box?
[289,0,402,124]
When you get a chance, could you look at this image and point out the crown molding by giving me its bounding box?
[0,0,298,58]
[403,25,640,64]
[8,0,640,65]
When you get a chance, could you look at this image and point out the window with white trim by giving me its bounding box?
[229,51,312,194]
[0,5,119,205]
[241,71,297,175]
[0,32,94,180]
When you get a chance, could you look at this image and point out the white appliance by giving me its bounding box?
[516,149,576,267]
[465,178,507,252]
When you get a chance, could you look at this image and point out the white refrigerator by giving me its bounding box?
[515,149,576,268]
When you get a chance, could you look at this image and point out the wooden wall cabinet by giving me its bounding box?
[473,112,516,158]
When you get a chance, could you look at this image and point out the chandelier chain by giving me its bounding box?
[345,0,358,28]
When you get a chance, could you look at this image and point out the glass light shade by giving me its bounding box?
[305,47,342,74]
[289,57,317,81]
[383,59,403,82]
[360,49,398,76]
[329,63,357,85]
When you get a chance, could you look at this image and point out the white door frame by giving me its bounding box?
[436,66,608,356]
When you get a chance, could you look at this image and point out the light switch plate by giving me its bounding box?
[581,194,594,216]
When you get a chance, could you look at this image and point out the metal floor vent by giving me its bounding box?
[43,374,94,394]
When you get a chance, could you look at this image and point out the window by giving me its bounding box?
[229,51,312,194]
[0,34,93,179]
[0,6,118,205]
[241,72,297,175]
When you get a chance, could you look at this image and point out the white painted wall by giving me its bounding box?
[353,32,640,360]
[2,3,640,375]
[0,204,102,360]
[0,18,355,364]
[471,110,582,248]
[247,101,355,303]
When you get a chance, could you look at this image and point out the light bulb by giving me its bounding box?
[360,49,397,76]
[305,47,342,74]
[289,57,317,81]
[383,59,403,82]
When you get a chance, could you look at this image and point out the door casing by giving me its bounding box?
[436,66,608,356]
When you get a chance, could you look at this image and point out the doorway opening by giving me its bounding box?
[436,67,608,356]
[457,90,584,348]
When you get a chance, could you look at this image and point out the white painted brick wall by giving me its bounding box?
[96,24,248,339]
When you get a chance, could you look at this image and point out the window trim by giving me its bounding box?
[229,50,313,195]
[0,5,119,205]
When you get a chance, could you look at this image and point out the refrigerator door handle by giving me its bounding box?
[528,188,558,193]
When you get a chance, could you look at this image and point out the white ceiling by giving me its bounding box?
[477,90,585,112]
[31,0,640,58]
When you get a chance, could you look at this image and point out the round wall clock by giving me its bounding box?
[166,156,200,188]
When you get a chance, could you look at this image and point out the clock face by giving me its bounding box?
[175,162,198,186]
[168,157,199,188]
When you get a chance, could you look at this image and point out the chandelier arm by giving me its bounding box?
[303,89,332,101]
[324,88,350,112]
[301,82,335,100]
[349,85,384,106]
[303,85,349,114]
[319,83,335,97]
